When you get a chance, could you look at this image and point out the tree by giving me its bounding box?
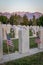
[36,16,43,26]
[32,15,36,25]
[22,14,29,25]
[28,19,33,26]
[10,15,15,25]
[14,14,21,25]
[10,14,19,25]
[0,16,8,24]
[17,15,23,24]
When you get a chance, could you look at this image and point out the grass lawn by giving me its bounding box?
[30,37,38,48]
[1,52,43,65]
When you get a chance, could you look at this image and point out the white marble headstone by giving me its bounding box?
[19,26,29,53]
[2,24,7,40]
[0,23,3,60]
[40,27,43,49]
[14,26,19,38]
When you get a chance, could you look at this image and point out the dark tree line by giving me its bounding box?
[0,14,43,26]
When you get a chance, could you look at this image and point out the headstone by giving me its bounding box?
[40,27,43,49]
[14,26,19,38]
[32,26,37,36]
[0,22,3,60]
[2,24,7,40]
[7,24,11,34]
[19,26,29,53]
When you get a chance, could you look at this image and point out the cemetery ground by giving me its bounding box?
[3,29,38,54]
[1,25,43,65]
[3,37,38,54]
[2,38,41,65]
[1,52,43,65]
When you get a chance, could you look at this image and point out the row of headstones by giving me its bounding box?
[29,26,40,36]
[2,24,19,40]
[0,24,43,60]
[19,26,43,53]
[2,24,22,40]
[2,24,40,40]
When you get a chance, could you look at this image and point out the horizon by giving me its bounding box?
[0,11,43,14]
[0,0,43,13]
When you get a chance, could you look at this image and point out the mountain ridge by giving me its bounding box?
[0,12,43,19]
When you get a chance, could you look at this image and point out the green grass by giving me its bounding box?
[2,52,43,65]
[29,29,38,48]
[30,37,38,48]
[29,29,33,36]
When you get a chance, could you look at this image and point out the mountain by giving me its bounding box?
[0,12,43,19]
[0,12,11,19]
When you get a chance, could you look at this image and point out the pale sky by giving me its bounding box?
[0,0,43,13]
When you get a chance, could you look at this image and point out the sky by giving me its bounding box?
[0,0,43,13]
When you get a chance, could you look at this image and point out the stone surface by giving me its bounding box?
[0,23,3,60]
[40,27,43,49]
[19,26,29,53]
